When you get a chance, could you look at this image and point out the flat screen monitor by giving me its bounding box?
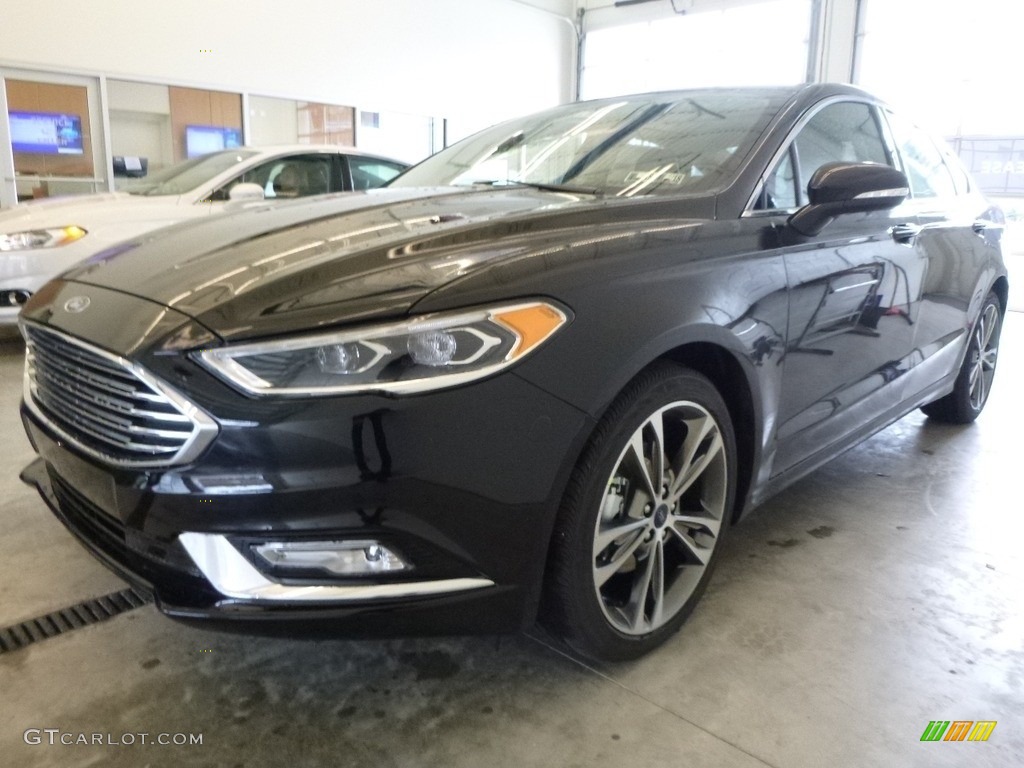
[185,125,242,158]
[9,111,84,154]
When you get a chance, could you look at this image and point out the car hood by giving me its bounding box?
[0,192,192,233]
[62,186,713,342]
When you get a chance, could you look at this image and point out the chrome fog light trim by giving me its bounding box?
[254,540,409,575]
[179,533,492,602]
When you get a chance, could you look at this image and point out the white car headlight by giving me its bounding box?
[0,226,88,251]
[195,300,570,396]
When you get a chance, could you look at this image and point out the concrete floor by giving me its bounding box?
[0,312,1022,768]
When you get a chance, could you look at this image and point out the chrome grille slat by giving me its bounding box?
[30,378,187,442]
[28,331,140,384]
[22,324,218,466]
[28,348,152,400]
[28,360,189,423]
[38,401,171,454]
[33,381,134,432]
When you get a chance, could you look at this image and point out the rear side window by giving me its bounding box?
[885,111,957,199]
[349,158,406,190]
[758,101,889,210]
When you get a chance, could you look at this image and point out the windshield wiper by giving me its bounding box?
[474,179,603,196]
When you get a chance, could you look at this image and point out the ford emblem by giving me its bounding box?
[63,296,91,313]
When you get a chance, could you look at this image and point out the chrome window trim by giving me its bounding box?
[21,321,218,468]
[741,95,890,218]
[180,533,494,602]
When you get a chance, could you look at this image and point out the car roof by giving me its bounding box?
[241,144,408,161]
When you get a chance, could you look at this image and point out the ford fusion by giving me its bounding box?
[18,84,1007,661]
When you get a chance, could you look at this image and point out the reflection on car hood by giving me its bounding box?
[0,191,191,232]
[63,186,710,342]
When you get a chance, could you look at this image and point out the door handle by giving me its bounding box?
[972,220,991,235]
[890,223,921,245]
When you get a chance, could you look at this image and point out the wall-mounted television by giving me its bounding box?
[185,125,242,158]
[8,111,84,154]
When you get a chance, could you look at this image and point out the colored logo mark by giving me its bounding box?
[920,720,997,742]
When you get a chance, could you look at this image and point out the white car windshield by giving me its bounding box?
[125,150,259,197]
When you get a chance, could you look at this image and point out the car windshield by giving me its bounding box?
[124,150,259,196]
[392,90,790,197]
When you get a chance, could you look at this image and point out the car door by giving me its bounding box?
[880,109,1001,403]
[764,100,925,476]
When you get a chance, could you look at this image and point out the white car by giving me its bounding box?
[0,145,408,325]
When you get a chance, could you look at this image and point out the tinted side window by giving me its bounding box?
[762,146,798,209]
[793,102,889,205]
[210,155,335,201]
[349,158,406,190]
[757,101,889,211]
[885,111,956,199]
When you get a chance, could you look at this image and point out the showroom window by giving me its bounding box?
[107,80,242,187]
[4,75,105,202]
[857,0,1022,138]
[857,0,1023,227]
[582,0,814,99]
[249,96,357,147]
[884,110,957,201]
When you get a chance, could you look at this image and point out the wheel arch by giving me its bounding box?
[991,274,1009,315]
[657,341,760,524]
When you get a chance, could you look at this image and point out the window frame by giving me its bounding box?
[743,97,897,217]
[342,155,408,191]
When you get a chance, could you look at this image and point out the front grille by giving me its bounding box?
[51,471,126,545]
[23,324,217,466]
[49,470,200,576]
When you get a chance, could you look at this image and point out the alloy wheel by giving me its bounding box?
[592,401,728,635]
[968,301,1000,411]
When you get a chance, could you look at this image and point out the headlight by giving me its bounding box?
[0,226,87,251]
[195,300,570,396]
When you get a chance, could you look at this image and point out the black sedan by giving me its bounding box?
[18,84,1007,661]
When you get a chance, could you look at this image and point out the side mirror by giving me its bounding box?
[788,162,909,237]
[228,182,265,202]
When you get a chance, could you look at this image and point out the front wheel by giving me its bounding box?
[544,363,737,661]
[922,291,1002,424]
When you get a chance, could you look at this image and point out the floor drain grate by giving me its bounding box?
[0,587,153,654]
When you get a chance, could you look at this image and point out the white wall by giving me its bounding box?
[1,0,575,134]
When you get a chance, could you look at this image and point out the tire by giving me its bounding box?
[544,363,737,661]
[921,291,1002,424]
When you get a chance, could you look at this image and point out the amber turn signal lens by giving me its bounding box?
[493,303,569,359]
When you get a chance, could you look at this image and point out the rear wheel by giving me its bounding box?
[922,291,1002,424]
[545,363,736,661]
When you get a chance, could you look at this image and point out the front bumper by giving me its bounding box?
[20,362,592,637]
